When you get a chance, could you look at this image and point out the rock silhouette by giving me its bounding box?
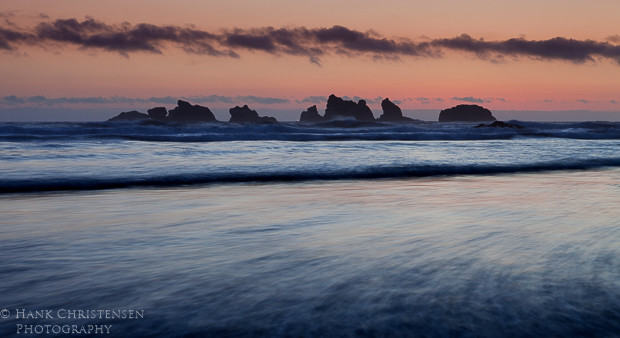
[229,105,278,123]
[167,100,217,122]
[107,100,280,123]
[438,104,496,122]
[378,98,413,122]
[475,121,524,129]
[147,107,168,121]
[324,94,375,121]
[107,110,149,122]
[299,105,325,122]
[106,96,503,124]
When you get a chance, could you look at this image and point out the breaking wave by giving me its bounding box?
[1,120,619,142]
[2,158,619,193]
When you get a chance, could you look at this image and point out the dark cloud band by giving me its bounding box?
[433,34,620,64]
[1,16,619,65]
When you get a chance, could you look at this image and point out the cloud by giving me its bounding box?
[296,96,327,104]
[1,94,290,107]
[146,96,178,104]
[0,27,37,50]
[0,11,15,19]
[451,96,485,103]
[1,95,134,105]
[2,95,24,104]
[607,35,620,43]
[1,16,620,66]
[312,25,423,56]
[33,18,227,57]
[186,95,289,105]
[611,100,617,104]
[415,97,444,104]
[433,34,620,64]
[577,99,590,103]
[226,33,277,52]
[450,96,507,104]
[236,95,289,104]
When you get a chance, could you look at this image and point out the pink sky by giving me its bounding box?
[1,0,619,121]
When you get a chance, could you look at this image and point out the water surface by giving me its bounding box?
[1,170,618,336]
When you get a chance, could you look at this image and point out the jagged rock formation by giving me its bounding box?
[438,104,496,122]
[356,100,375,121]
[229,105,259,122]
[378,98,413,122]
[107,100,282,124]
[229,105,278,123]
[475,121,524,129]
[167,100,217,122]
[107,110,149,122]
[299,105,325,122]
[324,94,375,121]
[108,100,215,123]
[147,107,168,121]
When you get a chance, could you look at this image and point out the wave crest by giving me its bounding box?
[2,158,619,193]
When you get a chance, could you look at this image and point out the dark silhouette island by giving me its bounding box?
[438,104,496,122]
[110,95,419,124]
[107,110,149,122]
[106,96,505,125]
[147,107,168,121]
[378,98,414,122]
[299,105,325,122]
[299,95,416,122]
[108,100,278,123]
[108,100,217,122]
[324,94,375,121]
[229,105,278,123]
[168,100,216,122]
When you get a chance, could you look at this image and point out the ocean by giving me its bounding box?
[0,120,619,336]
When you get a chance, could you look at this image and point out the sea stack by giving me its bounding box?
[378,98,413,122]
[324,94,375,121]
[438,104,496,122]
[299,105,325,122]
[147,107,168,121]
[107,110,149,122]
[107,100,217,123]
[229,105,278,123]
[167,100,217,122]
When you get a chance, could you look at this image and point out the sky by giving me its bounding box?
[1,0,619,121]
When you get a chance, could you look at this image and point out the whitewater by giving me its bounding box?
[1,120,619,192]
[1,120,619,336]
